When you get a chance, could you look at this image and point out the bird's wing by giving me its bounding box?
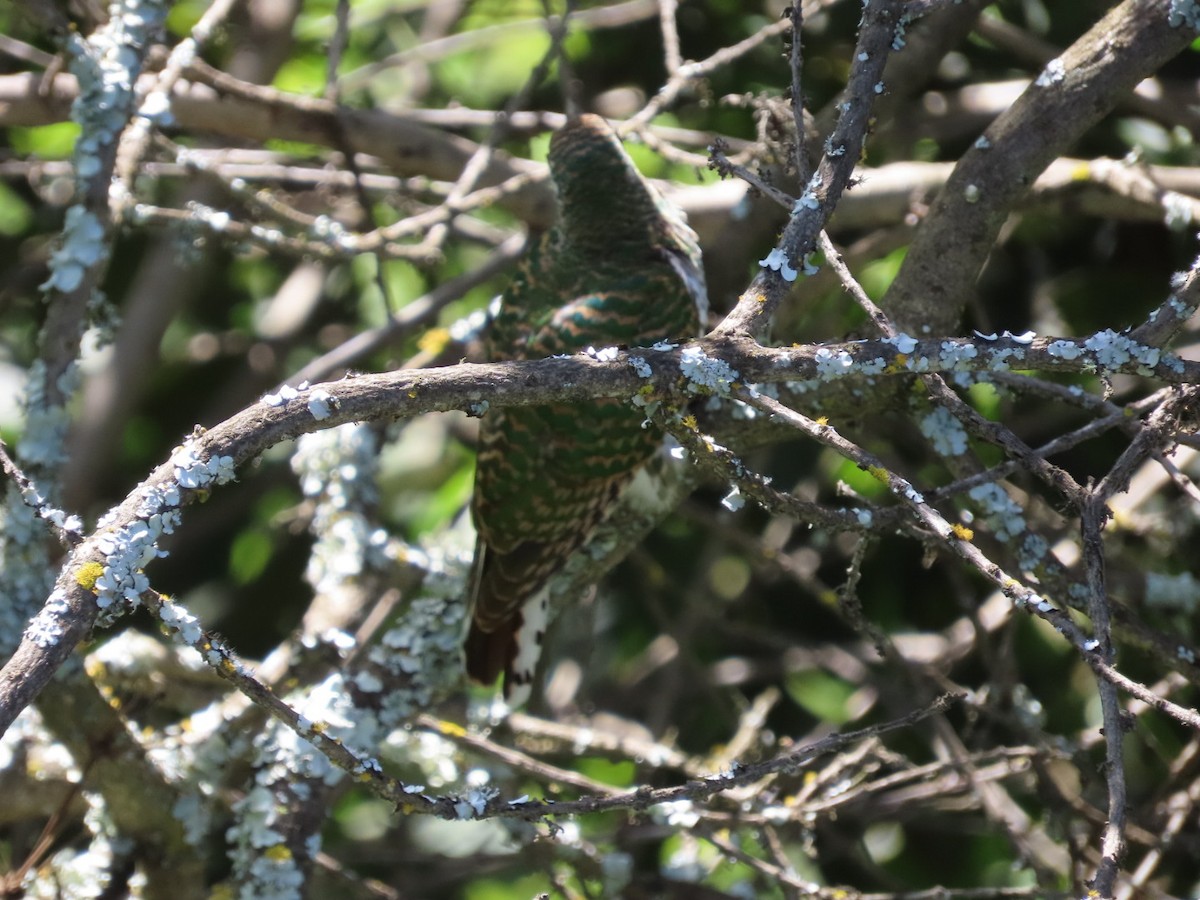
[467,250,701,688]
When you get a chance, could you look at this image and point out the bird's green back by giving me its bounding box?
[466,114,706,695]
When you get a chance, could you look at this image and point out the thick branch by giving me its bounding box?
[885,0,1197,334]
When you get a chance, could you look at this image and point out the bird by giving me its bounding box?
[465,113,707,702]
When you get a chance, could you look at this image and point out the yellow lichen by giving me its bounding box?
[417,327,451,355]
[950,523,974,541]
[264,844,293,862]
[75,561,106,592]
[431,719,467,738]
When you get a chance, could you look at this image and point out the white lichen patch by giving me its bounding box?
[172,445,236,489]
[759,247,798,282]
[629,356,653,378]
[919,407,969,457]
[1082,329,1160,371]
[885,333,919,354]
[159,598,203,645]
[586,345,621,362]
[1035,57,1066,87]
[967,483,1026,542]
[1046,340,1081,360]
[679,346,739,395]
[1162,191,1193,230]
[23,588,73,648]
[307,389,335,421]
[1169,0,1200,30]
[814,347,855,380]
[938,341,978,370]
[989,346,1025,370]
[262,384,299,407]
[41,208,106,293]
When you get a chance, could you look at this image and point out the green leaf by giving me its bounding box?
[859,245,909,300]
[9,123,80,159]
[784,669,856,724]
[0,182,33,236]
[968,380,1002,419]
[434,30,550,107]
[165,0,207,36]
[229,528,273,584]
[464,872,551,900]
[273,55,329,97]
[826,454,889,498]
[410,457,474,536]
[574,757,635,787]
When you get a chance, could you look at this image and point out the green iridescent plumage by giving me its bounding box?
[466,114,707,698]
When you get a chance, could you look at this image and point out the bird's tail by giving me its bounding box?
[463,617,517,687]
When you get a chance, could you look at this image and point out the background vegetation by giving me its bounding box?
[2,0,1200,897]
